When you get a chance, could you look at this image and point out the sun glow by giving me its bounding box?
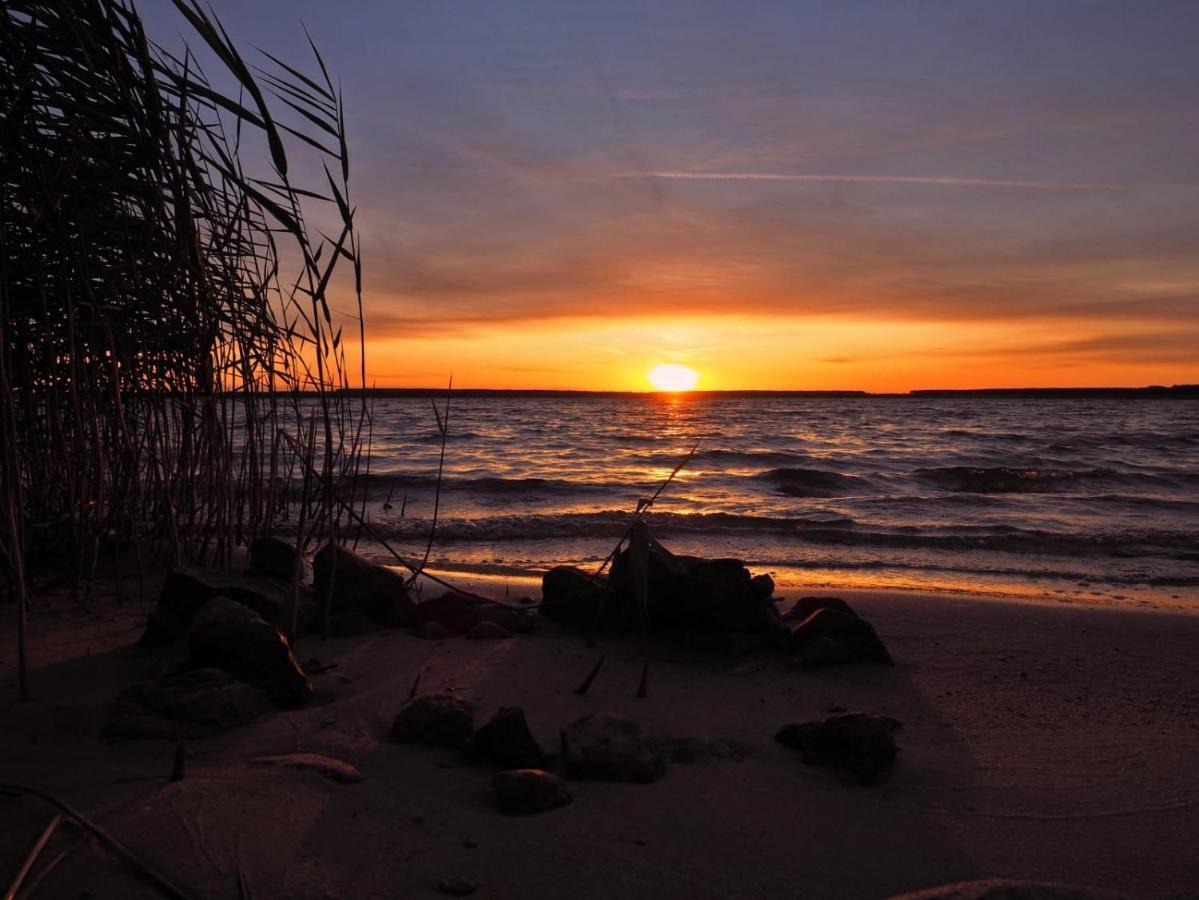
[647,363,700,392]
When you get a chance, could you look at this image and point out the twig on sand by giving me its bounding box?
[4,813,60,900]
[572,655,605,695]
[636,660,649,699]
[0,781,196,900]
[409,672,422,698]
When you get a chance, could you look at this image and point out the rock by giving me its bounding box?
[391,693,474,748]
[750,573,775,598]
[249,536,298,580]
[464,707,548,769]
[105,669,273,739]
[465,604,537,634]
[250,752,365,784]
[188,597,313,707]
[608,540,785,636]
[329,612,376,637]
[796,636,858,668]
[561,712,666,783]
[775,712,902,784]
[415,591,474,630]
[784,608,893,665]
[652,736,748,764]
[491,769,572,814]
[784,595,857,622]
[140,567,320,645]
[887,879,1129,900]
[540,566,610,630]
[418,621,451,641]
[312,543,416,627]
[466,621,512,640]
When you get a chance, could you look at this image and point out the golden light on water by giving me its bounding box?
[647,363,700,392]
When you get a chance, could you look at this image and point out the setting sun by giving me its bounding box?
[647,363,700,392]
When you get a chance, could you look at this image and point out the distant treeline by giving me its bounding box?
[328,385,1199,400]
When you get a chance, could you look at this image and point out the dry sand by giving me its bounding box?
[2,588,1198,899]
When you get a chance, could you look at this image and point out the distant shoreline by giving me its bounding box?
[334,384,1199,399]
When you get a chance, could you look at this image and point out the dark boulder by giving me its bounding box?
[783,595,857,622]
[561,712,666,783]
[608,541,785,636]
[105,668,273,739]
[188,597,313,707]
[391,693,474,749]
[540,566,610,630]
[464,707,548,769]
[313,543,416,627]
[491,769,572,815]
[784,607,893,665]
[465,604,537,634]
[250,536,298,580]
[775,712,902,784]
[466,621,512,640]
[414,591,473,630]
[140,566,320,645]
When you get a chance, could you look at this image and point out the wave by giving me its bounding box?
[357,472,612,496]
[757,466,870,497]
[915,466,1116,494]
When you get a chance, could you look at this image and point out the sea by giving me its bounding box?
[355,395,1199,610]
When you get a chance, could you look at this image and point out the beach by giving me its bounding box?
[3,584,1197,899]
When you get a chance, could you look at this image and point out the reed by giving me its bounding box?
[0,0,371,694]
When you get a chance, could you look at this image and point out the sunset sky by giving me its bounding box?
[147,0,1199,391]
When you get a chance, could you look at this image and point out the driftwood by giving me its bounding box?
[572,656,605,695]
[4,813,60,900]
[0,781,195,900]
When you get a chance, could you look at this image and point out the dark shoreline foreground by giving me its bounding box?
[335,385,1199,399]
[3,581,1197,899]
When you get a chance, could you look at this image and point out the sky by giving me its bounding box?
[143,0,1199,391]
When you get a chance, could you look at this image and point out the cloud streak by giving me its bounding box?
[620,172,1199,192]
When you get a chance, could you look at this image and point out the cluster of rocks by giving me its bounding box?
[389,691,902,813]
[389,693,690,814]
[109,539,532,739]
[541,536,893,669]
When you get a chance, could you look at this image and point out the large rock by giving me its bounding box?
[105,668,273,739]
[464,707,548,769]
[188,597,313,707]
[561,712,666,783]
[606,540,784,636]
[784,607,893,666]
[491,769,572,815]
[775,712,902,784]
[391,693,474,749]
[140,566,319,645]
[250,536,299,580]
[783,595,857,622]
[313,543,416,627]
[888,879,1129,900]
[540,566,611,630]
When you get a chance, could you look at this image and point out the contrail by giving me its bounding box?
[619,171,1199,192]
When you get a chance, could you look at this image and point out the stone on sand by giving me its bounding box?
[466,620,512,640]
[188,596,314,706]
[105,668,273,739]
[391,693,475,749]
[249,535,298,580]
[775,711,902,785]
[561,712,666,783]
[491,769,572,814]
[313,542,417,626]
[464,707,548,769]
[784,607,894,666]
[783,595,857,622]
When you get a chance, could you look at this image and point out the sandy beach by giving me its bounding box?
[3,587,1197,899]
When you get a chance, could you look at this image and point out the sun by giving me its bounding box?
[647,363,700,392]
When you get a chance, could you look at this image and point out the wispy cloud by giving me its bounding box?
[619,172,1199,192]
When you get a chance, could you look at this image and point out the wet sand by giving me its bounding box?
[2,589,1197,899]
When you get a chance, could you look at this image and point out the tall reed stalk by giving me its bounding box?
[1,0,372,695]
